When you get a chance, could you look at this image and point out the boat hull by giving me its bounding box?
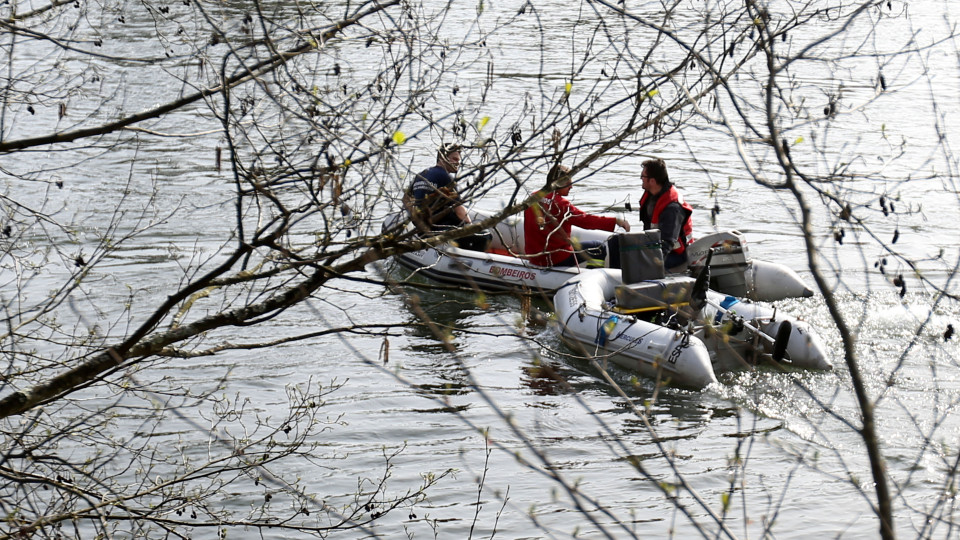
[384,212,816,302]
[699,294,831,371]
[394,245,579,293]
[554,268,831,389]
[385,211,609,293]
[554,268,718,389]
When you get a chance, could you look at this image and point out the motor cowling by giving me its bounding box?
[687,231,752,299]
[688,231,814,302]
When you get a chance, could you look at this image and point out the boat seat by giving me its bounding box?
[614,275,697,313]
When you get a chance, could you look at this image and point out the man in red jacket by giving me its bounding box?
[524,165,630,267]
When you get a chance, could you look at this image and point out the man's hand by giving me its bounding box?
[616,217,631,232]
[455,205,471,224]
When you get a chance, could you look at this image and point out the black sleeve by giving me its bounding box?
[657,203,684,255]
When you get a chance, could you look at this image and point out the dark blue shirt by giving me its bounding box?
[410,166,463,229]
[411,166,453,200]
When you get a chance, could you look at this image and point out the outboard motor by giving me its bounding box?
[687,230,814,302]
[687,231,752,299]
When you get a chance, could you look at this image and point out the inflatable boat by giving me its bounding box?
[381,210,611,293]
[553,266,832,390]
[382,210,816,302]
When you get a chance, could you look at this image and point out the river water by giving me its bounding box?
[3,0,960,538]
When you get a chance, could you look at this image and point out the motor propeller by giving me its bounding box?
[772,320,792,363]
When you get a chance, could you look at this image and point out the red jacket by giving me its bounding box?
[639,185,694,255]
[523,192,616,266]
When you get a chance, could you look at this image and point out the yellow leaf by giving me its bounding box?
[794,136,804,145]
[565,82,573,94]
[343,159,351,168]
[478,116,490,130]
[392,131,406,145]
[647,89,659,98]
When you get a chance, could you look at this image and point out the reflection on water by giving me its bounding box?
[616,397,718,437]
[520,360,576,396]
[410,358,472,400]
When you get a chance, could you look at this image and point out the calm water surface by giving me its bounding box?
[5,1,960,538]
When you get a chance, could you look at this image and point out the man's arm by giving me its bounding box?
[559,199,618,232]
[657,203,684,255]
[455,204,470,224]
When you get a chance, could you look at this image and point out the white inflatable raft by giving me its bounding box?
[382,211,610,292]
[553,268,831,389]
[382,211,816,301]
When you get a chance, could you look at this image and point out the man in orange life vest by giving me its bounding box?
[638,158,694,272]
[524,164,630,267]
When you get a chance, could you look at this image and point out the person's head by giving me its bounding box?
[641,158,669,194]
[437,143,462,173]
[547,164,573,195]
